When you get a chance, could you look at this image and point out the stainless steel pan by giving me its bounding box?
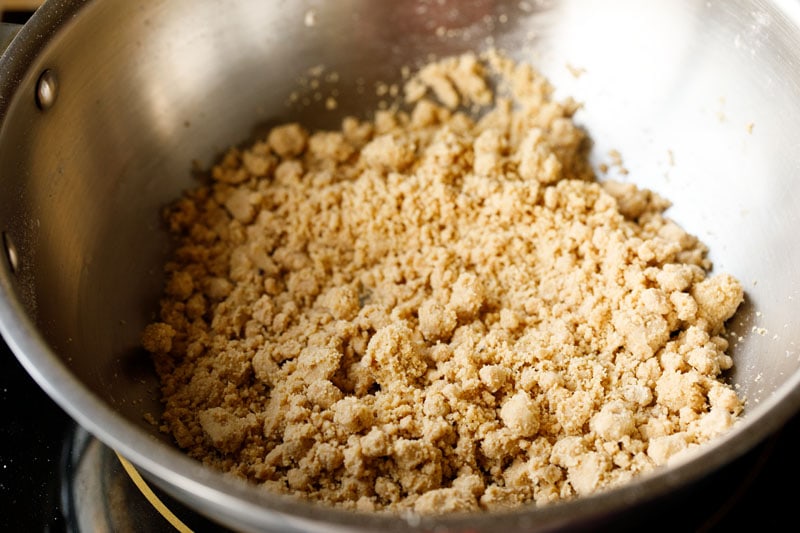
[2,0,800,531]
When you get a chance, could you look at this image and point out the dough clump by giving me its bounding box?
[143,52,744,514]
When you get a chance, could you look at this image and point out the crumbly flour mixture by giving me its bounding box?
[142,52,744,514]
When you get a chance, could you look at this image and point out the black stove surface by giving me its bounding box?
[1,339,69,533]
[1,330,799,533]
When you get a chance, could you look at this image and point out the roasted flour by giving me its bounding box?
[142,52,744,514]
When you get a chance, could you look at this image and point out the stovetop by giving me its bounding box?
[0,334,214,533]
[2,329,799,533]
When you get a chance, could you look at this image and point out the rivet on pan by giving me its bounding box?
[35,69,58,110]
[2,231,19,273]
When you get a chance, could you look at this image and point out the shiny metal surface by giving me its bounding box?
[34,68,57,110]
[2,231,18,273]
[1,0,800,531]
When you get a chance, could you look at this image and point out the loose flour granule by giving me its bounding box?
[141,52,744,514]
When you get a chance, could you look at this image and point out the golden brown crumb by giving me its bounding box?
[142,52,744,515]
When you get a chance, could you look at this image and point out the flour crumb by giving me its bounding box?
[143,51,745,515]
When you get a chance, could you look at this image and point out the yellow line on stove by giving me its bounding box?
[114,451,194,533]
